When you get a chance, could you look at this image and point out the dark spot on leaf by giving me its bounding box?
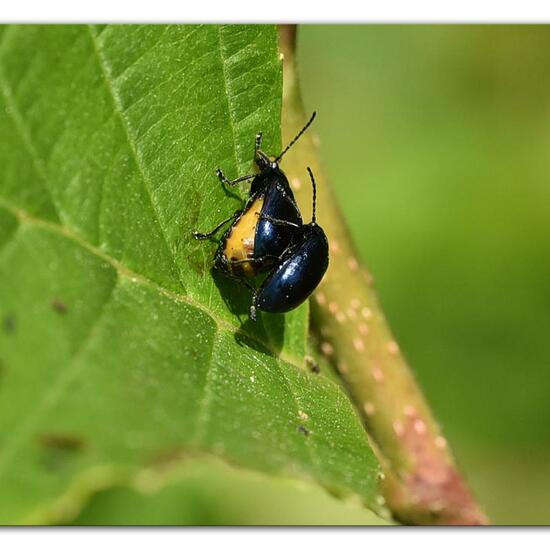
[37,432,85,452]
[37,432,86,472]
[2,313,16,334]
[297,424,310,436]
[51,298,68,314]
[147,446,187,468]
[305,355,320,374]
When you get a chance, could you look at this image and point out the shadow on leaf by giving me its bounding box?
[211,268,285,356]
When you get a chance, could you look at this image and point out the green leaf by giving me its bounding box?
[70,455,393,525]
[0,24,381,524]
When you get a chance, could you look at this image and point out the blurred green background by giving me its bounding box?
[299,25,550,525]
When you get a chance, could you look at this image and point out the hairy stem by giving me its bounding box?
[279,25,488,526]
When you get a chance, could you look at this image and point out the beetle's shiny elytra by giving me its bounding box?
[216,162,302,280]
[193,113,329,321]
[251,167,329,320]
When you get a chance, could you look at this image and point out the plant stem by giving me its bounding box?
[278,24,488,525]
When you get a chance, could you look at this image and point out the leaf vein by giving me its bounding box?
[191,329,221,446]
[86,24,182,289]
[0,197,302,370]
[217,25,242,176]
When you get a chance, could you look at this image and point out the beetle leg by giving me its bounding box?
[241,279,257,295]
[255,131,263,155]
[254,132,273,170]
[229,274,256,294]
[224,271,258,305]
[216,169,256,187]
[227,254,280,267]
[258,214,302,229]
[250,291,259,322]
[192,211,239,240]
[255,149,271,169]
[214,254,257,292]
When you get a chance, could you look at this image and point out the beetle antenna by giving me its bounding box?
[306,167,317,224]
[274,111,316,163]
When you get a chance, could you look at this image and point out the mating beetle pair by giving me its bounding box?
[193,112,328,321]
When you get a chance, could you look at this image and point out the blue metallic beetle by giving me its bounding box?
[193,113,329,321]
[251,167,329,321]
